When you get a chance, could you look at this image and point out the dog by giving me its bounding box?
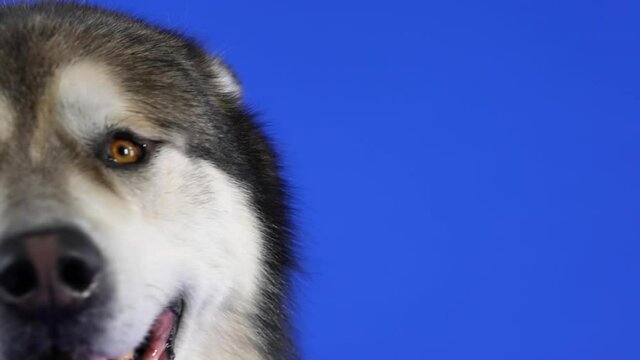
[0,3,296,360]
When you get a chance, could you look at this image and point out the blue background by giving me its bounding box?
[94,1,638,358]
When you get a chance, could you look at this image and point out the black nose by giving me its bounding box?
[0,226,104,314]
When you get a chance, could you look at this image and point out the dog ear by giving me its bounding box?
[209,56,243,100]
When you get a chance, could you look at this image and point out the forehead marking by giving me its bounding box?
[55,61,126,139]
[52,61,167,141]
[29,61,126,164]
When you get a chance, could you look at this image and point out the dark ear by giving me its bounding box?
[209,56,243,100]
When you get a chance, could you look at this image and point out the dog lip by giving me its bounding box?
[88,298,184,360]
[168,299,183,319]
[164,298,185,360]
[137,309,174,360]
[30,298,184,360]
[131,298,184,360]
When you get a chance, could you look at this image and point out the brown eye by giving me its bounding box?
[108,138,143,164]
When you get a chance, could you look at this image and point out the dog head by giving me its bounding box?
[0,3,293,360]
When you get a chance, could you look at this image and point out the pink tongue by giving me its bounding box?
[89,310,175,360]
[140,310,175,360]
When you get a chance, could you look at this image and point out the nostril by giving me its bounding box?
[0,259,38,299]
[0,227,105,311]
[58,256,98,294]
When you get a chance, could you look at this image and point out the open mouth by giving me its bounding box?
[95,299,184,360]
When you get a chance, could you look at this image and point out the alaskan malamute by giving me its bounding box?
[0,3,296,360]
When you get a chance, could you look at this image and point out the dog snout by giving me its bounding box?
[0,226,104,315]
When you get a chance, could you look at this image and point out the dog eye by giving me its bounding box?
[100,132,150,167]
[108,138,144,164]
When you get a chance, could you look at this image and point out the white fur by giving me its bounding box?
[64,141,263,359]
[211,58,243,99]
[55,61,166,142]
[56,61,126,139]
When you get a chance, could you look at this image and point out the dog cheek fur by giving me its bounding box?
[64,147,264,358]
[147,150,265,359]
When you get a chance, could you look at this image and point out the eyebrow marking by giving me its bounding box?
[53,61,166,142]
[55,60,126,141]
